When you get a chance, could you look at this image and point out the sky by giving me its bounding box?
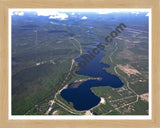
[10,9,150,20]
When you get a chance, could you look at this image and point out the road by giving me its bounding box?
[107,40,139,114]
[45,37,83,115]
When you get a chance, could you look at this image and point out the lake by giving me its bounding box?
[60,42,124,111]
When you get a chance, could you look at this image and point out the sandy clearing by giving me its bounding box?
[140,93,149,102]
[117,64,141,77]
[100,97,106,105]
[85,110,93,115]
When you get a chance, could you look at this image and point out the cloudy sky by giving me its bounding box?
[10,9,150,20]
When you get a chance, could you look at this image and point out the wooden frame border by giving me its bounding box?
[0,0,160,127]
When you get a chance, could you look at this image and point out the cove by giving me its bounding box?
[60,44,124,111]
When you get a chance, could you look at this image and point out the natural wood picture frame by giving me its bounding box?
[0,0,160,128]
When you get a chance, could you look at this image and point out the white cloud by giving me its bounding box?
[18,12,24,16]
[97,10,120,14]
[131,11,139,14]
[131,11,150,16]
[37,10,58,16]
[49,13,68,20]
[36,10,68,20]
[11,10,69,20]
[49,15,55,19]
[145,12,150,16]
[97,10,149,15]
[81,16,87,20]
[71,12,75,15]
[12,11,24,16]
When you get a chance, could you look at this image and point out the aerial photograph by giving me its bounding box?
[11,9,150,117]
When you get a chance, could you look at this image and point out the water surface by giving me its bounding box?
[61,43,124,111]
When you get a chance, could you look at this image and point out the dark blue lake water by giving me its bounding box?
[60,43,124,111]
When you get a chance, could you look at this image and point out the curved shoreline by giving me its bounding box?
[60,47,123,111]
